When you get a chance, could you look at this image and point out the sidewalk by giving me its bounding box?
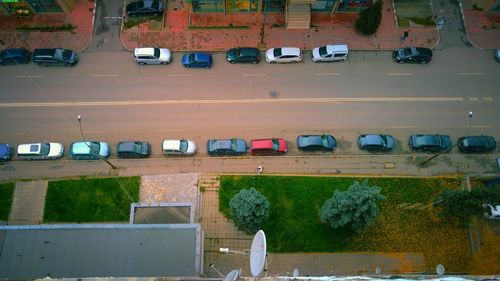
[0,0,498,52]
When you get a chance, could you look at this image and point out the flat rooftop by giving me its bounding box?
[0,224,201,279]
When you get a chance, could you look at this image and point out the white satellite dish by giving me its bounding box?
[223,269,240,281]
[436,264,445,276]
[292,268,299,277]
[250,230,267,277]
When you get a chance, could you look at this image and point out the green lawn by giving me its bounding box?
[219,175,470,271]
[0,183,15,221]
[44,177,140,223]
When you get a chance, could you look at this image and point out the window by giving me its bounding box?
[27,0,63,12]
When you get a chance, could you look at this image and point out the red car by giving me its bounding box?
[250,138,287,155]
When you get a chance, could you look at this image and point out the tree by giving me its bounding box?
[319,180,385,233]
[355,0,383,35]
[437,186,500,227]
[229,188,270,234]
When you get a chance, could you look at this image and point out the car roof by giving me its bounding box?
[162,140,181,150]
[118,141,142,151]
[71,142,93,154]
[239,47,259,55]
[2,48,29,56]
[193,53,211,61]
[251,139,275,149]
[278,47,301,56]
[33,48,58,56]
[134,48,156,56]
[363,134,384,145]
[326,44,348,53]
[17,143,41,154]
[211,139,232,149]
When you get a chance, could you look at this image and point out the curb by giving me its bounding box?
[457,0,483,50]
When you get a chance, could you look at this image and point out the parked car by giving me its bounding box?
[494,49,500,63]
[250,138,287,155]
[17,142,64,160]
[358,134,395,152]
[226,47,260,64]
[207,139,247,156]
[311,44,348,62]
[457,135,496,153]
[409,134,452,152]
[0,143,14,161]
[70,141,110,160]
[162,139,197,156]
[0,48,31,65]
[126,0,164,17]
[265,47,302,63]
[116,141,151,158]
[392,47,432,64]
[134,47,171,65]
[182,53,213,68]
[33,48,78,66]
[483,204,500,219]
[296,134,336,151]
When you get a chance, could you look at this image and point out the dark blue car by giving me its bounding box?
[0,143,14,161]
[182,53,213,68]
[207,139,247,156]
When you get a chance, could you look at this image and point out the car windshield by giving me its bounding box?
[319,46,328,56]
[179,140,188,152]
[54,49,64,60]
[154,48,160,58]
[39,143,50,156]
[89,142,100,155]
[189,54,196,63]
[272,139,279,150]
[273,48,282,57]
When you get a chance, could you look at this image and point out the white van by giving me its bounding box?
[311,44,348,62]
[17,142,64,160]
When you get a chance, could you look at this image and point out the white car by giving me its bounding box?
[311,44,348,62]
[483,204,500,219]
[134,47,172,65]
[162,139,197,156]
[17,142,64,160]
[265,47,302,63]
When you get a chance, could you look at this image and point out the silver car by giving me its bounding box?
[134,47,172,65]
[265,47,302,63]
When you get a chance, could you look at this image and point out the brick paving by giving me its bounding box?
[0,0,497,52]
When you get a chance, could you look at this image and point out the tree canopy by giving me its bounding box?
[319,180,385,233]
[229,187,270,234]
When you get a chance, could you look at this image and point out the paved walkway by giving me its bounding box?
[0,0,498,52]
[8,180,47,225]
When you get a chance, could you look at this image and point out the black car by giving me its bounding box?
[392,47,432,64]
[116,141,151,158]
[296,134,336,152]
[33,48,78,66]
[457,135,496,153]
[207,139,247,156]
[409,134,452,152]
[126,0,164,17]
[0,143,14,161]
[226,47,260,64]
[0,48,31,65]
[358,134,395,152]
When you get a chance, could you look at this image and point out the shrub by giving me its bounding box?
[229,188,270,234]
[319,180,385,233]
[355,0,383,35]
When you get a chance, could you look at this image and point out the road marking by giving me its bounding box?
[458,72,484,75]
[91,74,120,77]
[482,97,494,101]
[168,74,194,77]
[15,75,42,78]
[386,73,411,76]
[312,73,340,76]
[103,16,123,19]
[390,126,416,129]
[243,73,267,77]
[0,97,468,108]
[470,125,493,128]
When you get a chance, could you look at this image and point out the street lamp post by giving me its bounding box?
[420,111,473,167]
[77,115,117,170]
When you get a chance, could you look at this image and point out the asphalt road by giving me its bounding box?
[0,47,499,179]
